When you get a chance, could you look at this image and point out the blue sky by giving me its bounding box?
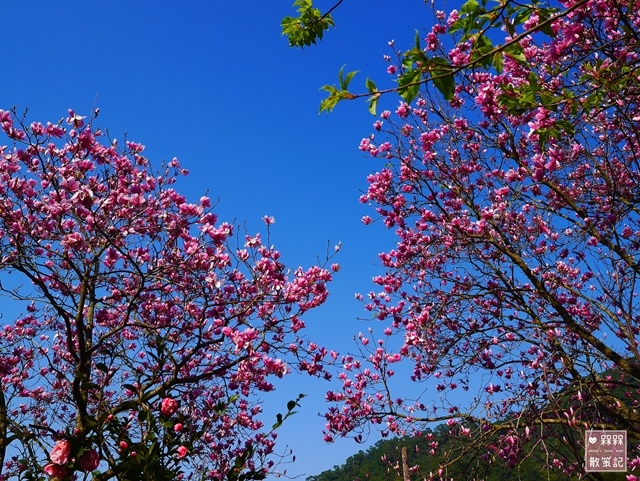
[2,1,440,478]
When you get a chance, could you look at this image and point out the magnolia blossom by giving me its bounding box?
[177,445,188,458]
[43,463,67,478]
[49,440,72,465]
[79,449,100,472]
[161,397,179,416]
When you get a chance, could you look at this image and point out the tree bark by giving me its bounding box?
[401,446,410,481]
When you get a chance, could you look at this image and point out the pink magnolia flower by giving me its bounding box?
[177,445,188,458]
[174,422,184,432]
[161,397,179,416]
[49,439,72,465]
[43,463,67,478]
[79,449,100,472]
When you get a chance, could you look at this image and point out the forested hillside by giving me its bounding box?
[307,428,630,481]
[308,366,638,481]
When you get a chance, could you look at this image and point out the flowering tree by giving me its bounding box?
[315,0,640,478]
[0,108,336,481]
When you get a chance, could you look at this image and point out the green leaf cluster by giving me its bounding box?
[395,34,455,106]
[272,393,305,429]
[449,0,546,75]
[319,66,358,113]
[282,0,335,47]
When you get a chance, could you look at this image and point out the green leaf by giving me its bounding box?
[320,97,339,112]
[430,56,452,69]
[319,86,341,113]
[368,93,381,116]
[95,362,109,372]
[470,34,494,68]
[460,0,480,15]
[557,119,575,137]
[338,65,358,90]
[504,18,516,37]
[474,12,493,31]
[366,78,377,93]
[397,68,423,104]
[319,69,358,112]
[429,57,455,101]
[365,78,379,115]
[447,17,468,34]
[432,73,455,101]
[272,412,284,429]
[287,400,297,411]
[148,440,158,460]
[240,470,267,481]
[492,51,504,73]
[503,43,527,64]
[513,7,531,26]
[536,7,558,36]
[122,383,138,394]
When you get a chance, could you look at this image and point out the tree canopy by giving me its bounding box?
[0,109,337,480]
[285,0,640,478]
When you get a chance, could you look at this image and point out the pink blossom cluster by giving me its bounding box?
[43,440,100,479]
[326,0,640,477]
[0,108,336,479]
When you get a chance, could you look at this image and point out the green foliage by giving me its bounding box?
[319,66,358,113]
[365,78,379,115]
[397,68,424,105]
[306,429,631,481]
[282,0,335,47]
[502,42,527,64]
[428,57,455,101]
[272,393,305,430]
[396,33,455,104]
[283,0,575,113]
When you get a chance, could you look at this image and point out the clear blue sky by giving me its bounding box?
[2,1,439,478]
